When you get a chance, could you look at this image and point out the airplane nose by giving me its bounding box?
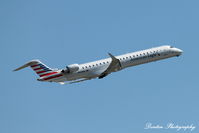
[174,48,183,56]
[177,48,183,54]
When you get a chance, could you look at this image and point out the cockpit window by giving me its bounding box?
[170,46,174,48]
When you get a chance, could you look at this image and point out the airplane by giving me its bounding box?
[14,45,183,84]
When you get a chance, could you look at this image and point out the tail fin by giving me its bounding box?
[14,60,57,77]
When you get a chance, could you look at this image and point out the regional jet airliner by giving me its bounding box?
[14,45,183,84]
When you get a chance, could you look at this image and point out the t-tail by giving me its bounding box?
[13,60,59,78]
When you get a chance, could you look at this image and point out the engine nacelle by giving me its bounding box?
[61,64,79,73]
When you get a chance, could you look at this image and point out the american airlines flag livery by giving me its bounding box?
[14,45,183,84]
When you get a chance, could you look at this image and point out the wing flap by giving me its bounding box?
[61,78,91,85]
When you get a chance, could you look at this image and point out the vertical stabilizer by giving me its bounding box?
[13,60,57,77]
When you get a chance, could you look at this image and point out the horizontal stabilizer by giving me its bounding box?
[13,60,41,71]
[13,60,55,77]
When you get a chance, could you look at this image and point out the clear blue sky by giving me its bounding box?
[1,0,199,133]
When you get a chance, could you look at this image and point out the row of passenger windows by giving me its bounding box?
[81,49,164,70]
[118,50,163,61]
[82,61,109,69]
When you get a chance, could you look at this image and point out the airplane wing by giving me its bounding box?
[99,53,122,79]
[59,78,92,85]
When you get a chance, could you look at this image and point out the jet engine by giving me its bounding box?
[61,64,79,73]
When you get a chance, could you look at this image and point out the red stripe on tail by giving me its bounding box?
[43,74,63,80]
[31,65,38,67]
[34,68,42,71]
[40,72,58,77]
[36,71,46,74]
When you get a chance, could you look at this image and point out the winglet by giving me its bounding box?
[108,53,117,60]
[98,53,122,79]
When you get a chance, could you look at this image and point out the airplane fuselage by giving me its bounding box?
[14,45,183,84]
[49,45,182,82]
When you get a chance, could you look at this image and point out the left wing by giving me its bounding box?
[99,53,122,79]
[59,78,92,85]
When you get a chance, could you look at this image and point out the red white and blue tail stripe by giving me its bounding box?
[30,62,56,77]
[13,60,64,82]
